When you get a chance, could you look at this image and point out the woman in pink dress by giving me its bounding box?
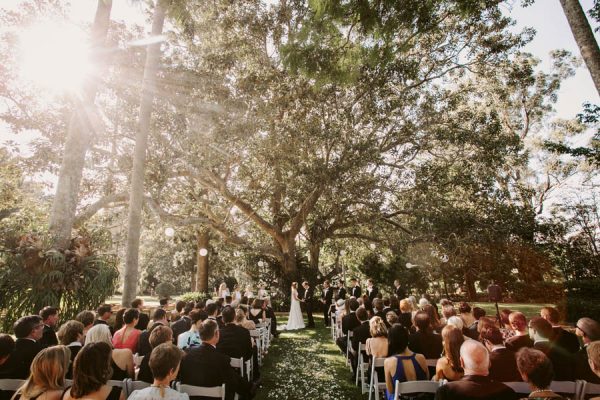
[111,308,141,353]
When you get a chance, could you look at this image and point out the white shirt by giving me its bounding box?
[128,386,189,400]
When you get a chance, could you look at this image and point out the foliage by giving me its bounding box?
[155,282,176,299]
[565,279,600,322]
[179,291,210,303]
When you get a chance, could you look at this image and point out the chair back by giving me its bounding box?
[548,380,577,396]
[502,382,530,394]
[581,380,600,399]
[0,379,25,391]
[126,379,151,397]
[394,380,442,398]
[176,382,226,400]
[230,357,244,377]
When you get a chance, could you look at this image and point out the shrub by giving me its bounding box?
[565,279,600,323]
[155,282,176,299]
[179,291,210,303]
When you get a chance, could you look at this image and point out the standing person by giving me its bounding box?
[320,280,334,327]
[232,284,242,303]
[39,307,60,348]
[217,283,230,299]
[350,278,362,298]
[286,282,305,330]
[394,279,406,300]
[302,281,315,328]
[336,280,347,301]
[366,279,379,302]
[12,345,70,400]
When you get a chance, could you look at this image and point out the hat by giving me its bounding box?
[578,317,600,341]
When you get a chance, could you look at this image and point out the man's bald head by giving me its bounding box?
[460,339,490,376]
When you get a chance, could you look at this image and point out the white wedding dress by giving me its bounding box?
[286,289,305,330]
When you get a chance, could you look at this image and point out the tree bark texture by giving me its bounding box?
[122,0,166,307]
[48,0,113,248]
[196,230,209,293]
[559,0,600,96]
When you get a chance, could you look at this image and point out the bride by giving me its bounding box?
[286,282,305,330]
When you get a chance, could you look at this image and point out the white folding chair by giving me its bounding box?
[106,379,128,397]
[579,380,600,400]
[250,330,263,366]
[548,381,577,397]
[176,382,226,400]
[245,358,253,382]
[346,331,354,367]
[330,315,337,340]
[356,343,370,394]
[230,357,245,378]
[126,380,151,397]
[503,381,531,395]
[369,357,386,400]
[394,380,443,399]
[0,379,25,391]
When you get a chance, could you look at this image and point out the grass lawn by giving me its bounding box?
[254,314,363,400]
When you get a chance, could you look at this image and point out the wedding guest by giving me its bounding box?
[217,306,253,362]
[138,308,170,357]
[94,305,113,333]
[500,309,515,340]
[362,298,374,319]
[171,300,186,323]
[384,324,429,400]
[540,306,580,354]
[261,299,279,337]
[458,302,475,329]
[418,298,429,309]
[336,280,347,301]
[393,279,406,300]
[235,308,256,331]
[435,325,465,382]
[423,304,443,333]
[389,296,401,316]
[506,312,533,351]
[57,320,84,378]
[217,282,230,299]
[74,311,95,340]
[575,317,600,383]
[61,342,126,400]
[131,299,150,331]
[365,317,388,358]
[441,304,456,326]
[516,348,568,399]
[350,278,362,298]
[12,315,45,378]
[113,308,126,332]
[0,334,16,379]
[373,299,387,322]
[350,308,372,377]
[386,311,399,327]
[176,310,205,350]
[112,308,141,353]
[366,279,379,302]
[138,325,174,384]
[435,340,517,400]
[529,317,573,380]
[129,343,188,400]
[206,302,225,329]
[232,284,242,303]
[481,326,520,382]
[12,345,70,400]
[248,299,266,324]
[398,299,413,331]
[408,311,443,359]
[171,303,193,343]
[587,341,600,380]
[467,307,486,340]
[321,280,334,327]
[85,324,133,379]
[39,307,60,348]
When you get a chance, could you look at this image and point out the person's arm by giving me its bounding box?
[384,357,395,394]
[434,358,444,381]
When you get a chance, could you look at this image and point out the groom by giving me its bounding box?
[301,281,315,328]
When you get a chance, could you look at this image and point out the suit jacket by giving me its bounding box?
[408,331,443,360]
[395,286,406,300]
[552,327,580,354]
[505,334,533,352]
[489,347,521,382]
[367,286,379,301]
[171,316,192,343]
[216,324,253,361]
[341,312,361,335]
[435,374,519,400]
[138,321,166,357]
[374,310,387,323]
[12,339,43,379]
[574,346,600,383]
[179,343,250,400]
[321,287,334,305]
[336,287,347,300]
[534,341,573,381]
[351,286,362,298]
[39,325,58,348]
[135,313,150,331]
[303,287,314,302]
[351,321,371,353]
[137,355,153,383]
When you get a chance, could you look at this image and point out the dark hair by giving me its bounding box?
[159,298,168,306]
[442,325,464,373]
[356,307,368,322]
[390,296,400,311]
[152,308,167,321]
[75,311,95,327]
[71,342,113,398]
[529,317,553,339]
[183,304,194,315]
[0,334,15,358]
[205,303,218,316]
[221,306,235,323]
[516,348,554,389]
[114,308,126,331]
[175,301,186,313]
[240,296,249,305]
[348,298,360,312]
[96,304,112,316]
[414,311,431,332]
[40,306,59,321]
[123,308,140,324]
[373,299,384,311]
[473,307,486,320]
[199,319,218,341]
[422,304,441,329]
[57,320,84,345]
[500,309,512,326]
[225,295,232,303]
[388,324,409,355]
[149,325,173,348]
[189,310,206,325]
[195,300,206,309]
[251,299,262,309]
[13,315,42,338]
[383,298,391,307]
[480,326,503,345]
[149,343,183,380]
[458,302,471,314]
[131,299,143,309]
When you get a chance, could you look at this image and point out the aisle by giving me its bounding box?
[254,315,363,400]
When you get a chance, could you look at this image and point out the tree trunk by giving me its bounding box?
[559,0,600,95]
[308,241,321,271]
[122,0,166,307]
[278,235,299,287]
[196,230,209,293]
[49,0,113,248]
[465,269,476,301]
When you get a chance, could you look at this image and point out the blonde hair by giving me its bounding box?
[234,308,247,324]
[369,316,388,338]
[16,345,70,399]
[399,299,412,313]
[85,324,113,346]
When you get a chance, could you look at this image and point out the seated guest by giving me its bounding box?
[61,342,125,400]
[131,298,150,331]
[12,315,45,379]
[85,324,133,379]
[384,324,429,400]
[112,308,141,353]
[336,298,360,354]
[94,304,114,334]
[459,302,475,329]
[74,311,95,340]
[386,311,399,327]
[587,341,600,382]
[467,307,486,340]
[516,348,568,399]
[137,326,174,384]
[540,307,579,355]
[435,325,464,382]
[217,306,253,362]
[350,308,371,377]
[0,334,16,379]
[365,317,388,358]
[409,311,443,359]
[171,300,186,322]
[57,320,84,378]
[398,299,413,331]
[506,312,533,352]
[476,317,497,341]
[441,304,456,326]
[138,308,170,357]
[113,308,126,332]
[261,299,279,338]
[129,343,188,400]
[423,304,443,333]
[373,299,387,322]
[178,320,254,400]
[575,317,600,383]
[500,309,515,340]
[528,317,572,381]
[435,340,518,400]
[389,295,400,316]
[481,326,521,382]
[177,310,205,350]
[171,303,194,343]
[39,307,60,348]
[235,308,256,331]
[13,345,70,400]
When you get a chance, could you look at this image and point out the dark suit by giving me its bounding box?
[505,334,533,352]
[395,285,406,300]
[135,312,150,331]
[303,287,315,327]
[350,321,371,377]
[321,287,334,326]
[408,331,443,360]
[264,306,278,336]
[65,343,82,379]
[179,343,252,400]
[171,316,192,343]
[489,347,521,382]
[574,346,600,383]
[435,374,519,400]
[350,285,361,298]
[551,327,580,354]
[138,321,167,357]
[39,325,58,348]
[367,286,379,301]
[137,355,153,383]
[534,340,573,381]
[336,312,360,354]
[11,339,43,379]
[336,287,347,300]
[217,324,253,361]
